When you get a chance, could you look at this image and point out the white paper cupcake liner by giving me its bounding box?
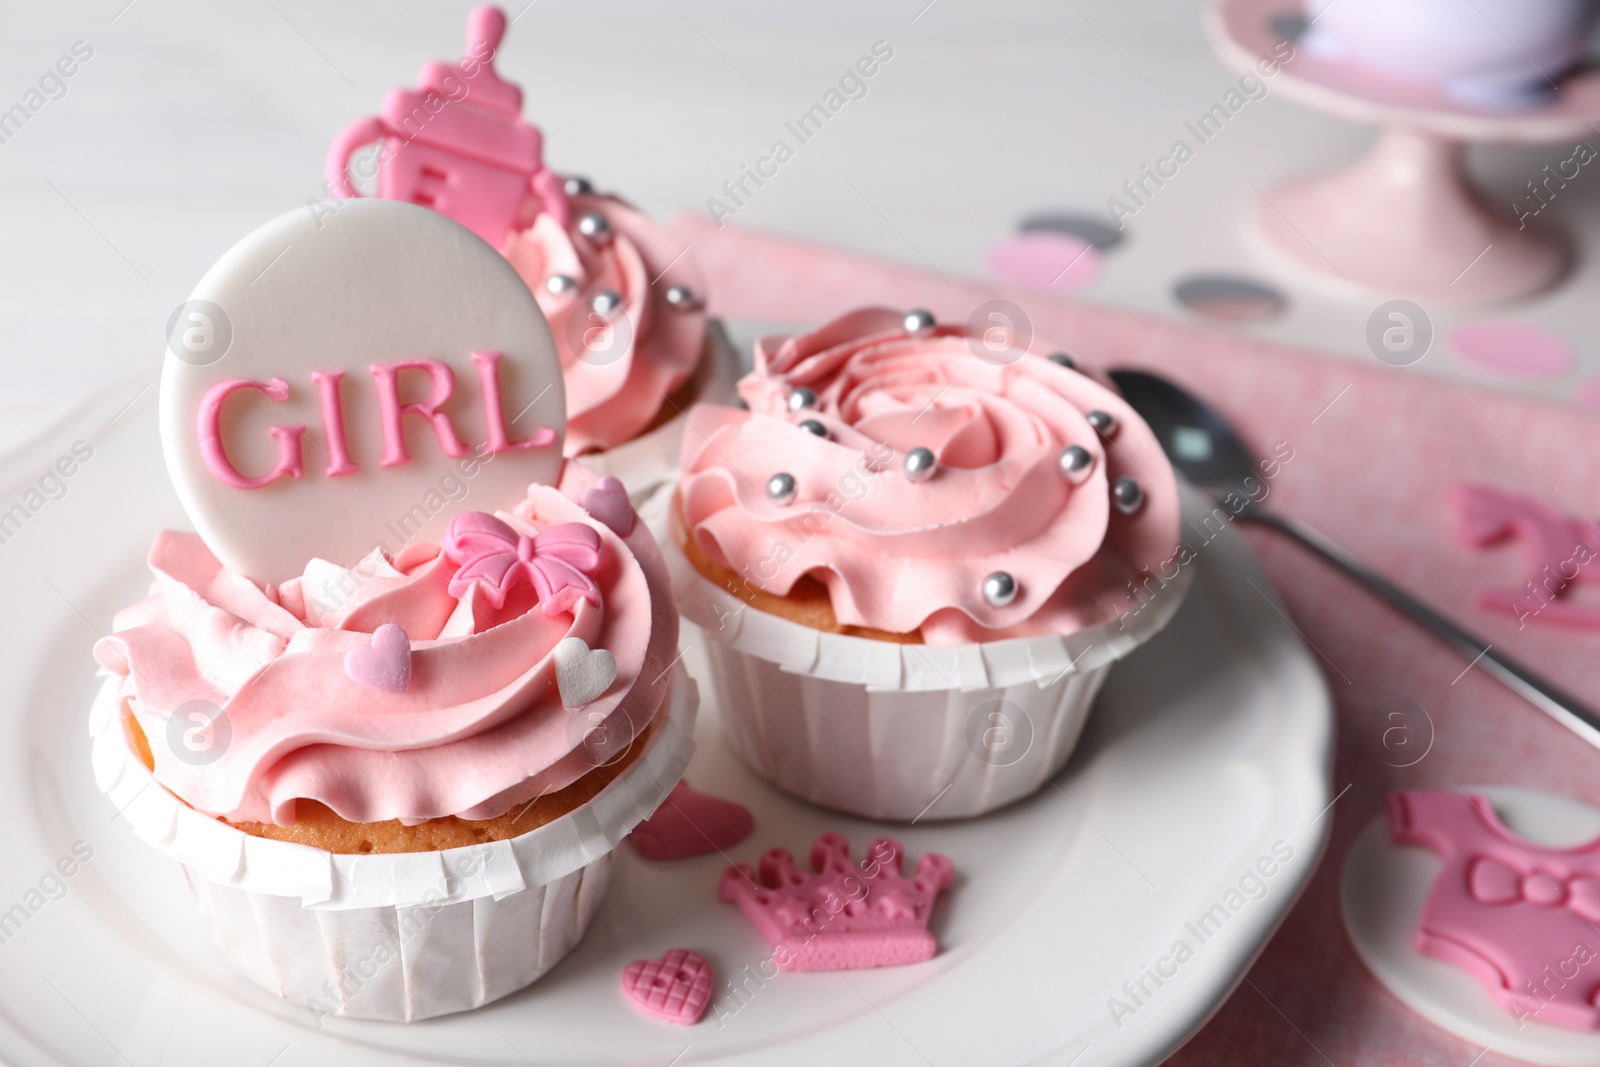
[664,527,1191,821]
[90,667,697,1020]
[185,851,612,1023]
[576,319,742,505]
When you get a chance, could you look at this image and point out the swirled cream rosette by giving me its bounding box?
[90,464,697,1020]
[668,308,1191,820]
[504,188,739,504]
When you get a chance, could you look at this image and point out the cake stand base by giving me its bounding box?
[1259,126,1566,303]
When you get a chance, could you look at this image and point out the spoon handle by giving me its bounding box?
[1241,510,1600,751]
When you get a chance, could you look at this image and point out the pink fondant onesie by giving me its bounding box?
[1390,790,1600,1030]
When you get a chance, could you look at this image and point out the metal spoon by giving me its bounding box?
[1109,367,1600,751]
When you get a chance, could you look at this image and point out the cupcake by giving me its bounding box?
[91,462,693,1020]
[668,308,1190,821]
[324,4,737,505]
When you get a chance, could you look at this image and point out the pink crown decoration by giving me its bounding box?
[718,833,954,972]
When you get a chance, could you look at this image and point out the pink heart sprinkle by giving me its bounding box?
[344,624,412,693]
[629,780,754,861]
[621,948,713,1025]
[582,475,636,537]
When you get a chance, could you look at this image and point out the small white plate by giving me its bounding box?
[0,386,1331,1067]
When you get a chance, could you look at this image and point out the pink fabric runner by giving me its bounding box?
[673,213,1600,1066]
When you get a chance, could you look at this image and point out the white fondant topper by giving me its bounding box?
[160,198,566,584]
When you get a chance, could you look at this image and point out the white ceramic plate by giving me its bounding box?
[0,383,1331,1067]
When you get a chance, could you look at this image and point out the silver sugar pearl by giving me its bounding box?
[664,284,698,309]
[766,472,797,505]
[1058,445,1093,483]
[1113,477,1144,515]
[591,290,622,316]
[787,386,818,411]
[1047,352,1076,369]
[903,446,938,482]
[1086,410,1118,437]
[563,176,593,197]
[577,212,611,241]
[798,418,828,438]
[982,571,1018,607]
[545,274,578,296]
[903,308,937,336]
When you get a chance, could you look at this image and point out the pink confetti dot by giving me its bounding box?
[1448,321,1574,381]
[985,232,1101,292]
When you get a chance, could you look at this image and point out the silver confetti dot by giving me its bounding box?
[1058,445,1093,483]
[982,571,1018,607]
[591,290,622,316]
[903,308,936,336]
[798,419,828,438]
[563,176,593,197]
[1086,410,1117,437]
[903,446,938,482]
[545,274,577,296]
[1047,352,1076,369]
[1113,477,1144,514]
[787,387,818,411]
[664,284,698,309]
[766,472,797,505]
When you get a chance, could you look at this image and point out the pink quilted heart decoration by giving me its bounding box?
[581,475,635,537]
[344,623,412,693]
[629,781,754,860]
[620,948,712,1025]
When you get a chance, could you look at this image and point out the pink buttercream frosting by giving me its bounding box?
[503,191,706,455]
[678,308,1183,644]
[92,463,678,826]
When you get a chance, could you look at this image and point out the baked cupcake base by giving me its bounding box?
[90,667,698,1021]
[667,505,1192,821]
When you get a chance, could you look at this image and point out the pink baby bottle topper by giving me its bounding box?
[325,5,567,245]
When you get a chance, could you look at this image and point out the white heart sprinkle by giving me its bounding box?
[553,637,618,708]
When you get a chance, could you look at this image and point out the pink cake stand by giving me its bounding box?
[1207,0,1600,302]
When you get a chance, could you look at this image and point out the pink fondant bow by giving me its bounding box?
[442,511,602,616]
[1469,856,1600,921]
